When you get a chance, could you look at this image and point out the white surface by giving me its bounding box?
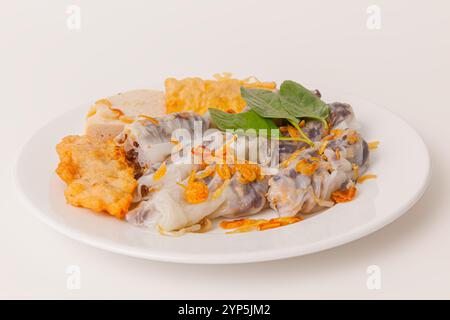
[1,0,449,298]
[15,93,430,264]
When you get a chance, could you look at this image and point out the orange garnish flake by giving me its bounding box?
[352,164,359,180]
[368,141,380,150]
[331,186,357,203]
[299,120,306,128]
[357,174,377,184]
[182,171,209,204]
[295,159,319,176]
[319,141,329,155]
[139,115,159,125]
[287,125,299,139]
[216,164,232,180]
[238,75,276,90]
[347,133,360,145]
[330,129,343,137]
[192,145,212,165]
[176,182,187,189]
[323,129,343,141]
[242,81,276,90]
[220,217,302,234]
[279,126,289,133]
[335,148,341,160]
[109,107,125,117]
[219,218,256,230]
[281,147,306,168]
[95,99,112,107]
[153,162,167,182]
[120,116,135,124]
[272,216,302,226]
[236,162,261,183]
[258,222,281,231]
[212,179,230,200]
[87,109,97,118]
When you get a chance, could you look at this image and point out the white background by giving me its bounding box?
[1,0,449,299]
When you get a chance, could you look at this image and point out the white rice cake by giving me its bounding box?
[86,89,166,140]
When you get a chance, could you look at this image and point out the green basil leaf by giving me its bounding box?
[240,87,294,120]
[208,108,278,132]
[240,86,314,145]
[279,80,330,121]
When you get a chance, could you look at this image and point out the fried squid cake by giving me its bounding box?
[56,135,137,218]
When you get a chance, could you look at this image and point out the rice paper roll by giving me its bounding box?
[209,175,268,219]
[133,129,227,202]
[127,162,269,231]
[278,102,358,162]
[116,111,210,178]
[267,128,369,216]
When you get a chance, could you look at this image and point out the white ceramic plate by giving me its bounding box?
[15,91,430,264]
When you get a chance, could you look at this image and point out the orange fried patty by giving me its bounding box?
[56,135,137,218]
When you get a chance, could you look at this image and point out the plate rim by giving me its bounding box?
[13,95,432,264]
